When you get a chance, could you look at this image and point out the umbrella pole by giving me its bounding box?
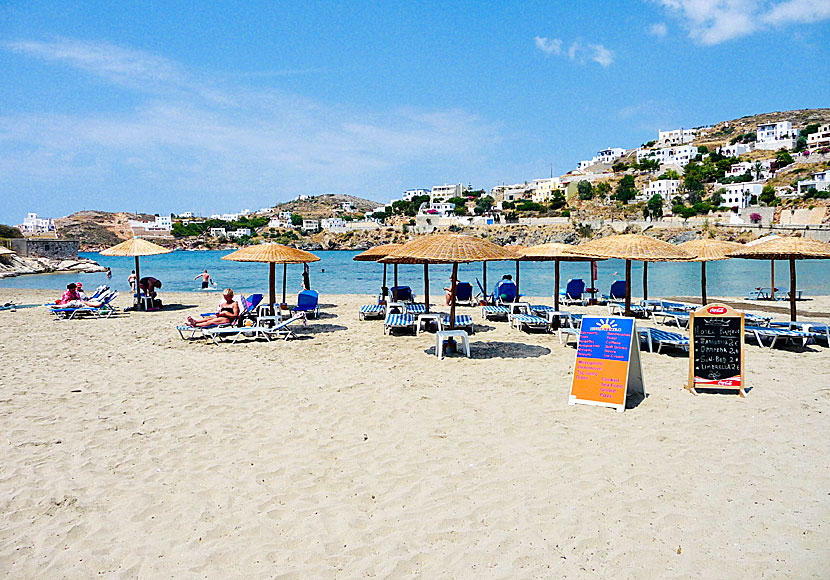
[642,262,648,301]
[789,257,797,322]
[424,263,430,313]
[393,264,398,302]
[134,255,140,308]
[382,263,387,300]
[269,262,276,317]
[515,260,520,299]
[282,263,287,305]
[482,261,487,302]
[771,260,775,301]
[554,260,560,311]
[449,263,458,331]
[590,261,596,305]
[624,260,632,317]
[701,262,707,306]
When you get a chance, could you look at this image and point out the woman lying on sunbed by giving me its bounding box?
[187,288,239,327]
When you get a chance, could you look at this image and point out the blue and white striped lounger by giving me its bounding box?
[359,304,385,320]
[384,313,417,335]
[744,313,773,327]
[407,303,426,315]
[481,305,509,320]
[646,328,689,353]
[441,315,475,334]
[770,322,830,345]
[745,326,820,348]
[559,327,651,348]
[511,314,550,332]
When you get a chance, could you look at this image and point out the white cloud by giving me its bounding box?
[0,39,502,211]
[648,22,668,36]
[651,0,830,45]
[536,37,613,67]
[534,36,563,55]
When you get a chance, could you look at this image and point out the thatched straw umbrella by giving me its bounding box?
[383,234,518,328]
[729,236,830,321]
[222,244,320,316]
[678,238,742,306]
[520,243,600,312]
[100,238,172,304]
[570,234,692,317]
[0,246,16,255]
[353,243,402,301]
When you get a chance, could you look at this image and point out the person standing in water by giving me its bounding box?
[105,267,112,280]
[194,269,214,289]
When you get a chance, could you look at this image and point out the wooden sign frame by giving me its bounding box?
[569,316,645,413]
[687,303,746,397]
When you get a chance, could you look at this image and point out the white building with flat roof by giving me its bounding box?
[176,211,194,218]
[576,147,626,170]
[718,143,754,157]
[421,202,455,216]
[227,228,251,238]
[129,215,172,232]
[637,145,698,167]
[320,217,346,230]
[403,188,429,201]
[302,219,320,232]
[716,182,764,209]
[641,179,680,201]
[658,128,698,146]
[756,121,796,150]
[18,213,56,234]
[807,124,830,149]
[797,170,830,195]
[430,183,466,202]
[210,228,227,237]
[727,160,771,179]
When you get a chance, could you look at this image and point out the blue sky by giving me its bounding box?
[1,1,828,224]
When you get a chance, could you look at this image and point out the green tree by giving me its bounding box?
[475,195,494,214]
[637,158,660,172]
[697,145,709,154]
[453,205,468,216]
[658,169,680,180]
[710,188,726,206]
[611,161,629,173]
[647,194,664,219]
[290,214,303,226]
[577,180,594,200]
[549,192,567,210]
[759,184,777,205]
[615,175,637,204]
[683,161,705,204]
[775,149,794,167]
[0,225,23,238]
[447,196,467,206]
[595,182,611,198]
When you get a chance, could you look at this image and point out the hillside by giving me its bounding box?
[55,211,157,248]
[275,194,382,220]
[695,108,830,149]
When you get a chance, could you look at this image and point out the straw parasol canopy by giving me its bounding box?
[0,246,16,256]
[382,234,518,325]
[100,238,172,305]
[679,238,742,306]
[571,234,693,316]
[353,243,402,300]
[222,243,320,314]
[521,243,600,311]
[729,236,830,321]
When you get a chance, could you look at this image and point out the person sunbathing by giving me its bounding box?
[186,288,239,327]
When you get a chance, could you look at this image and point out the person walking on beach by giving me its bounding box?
[302,264,310,291]
[128,270,136,292]
[194,269,214,289]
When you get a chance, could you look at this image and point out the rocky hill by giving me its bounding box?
[55,211,156,249]
[274,194,382,219]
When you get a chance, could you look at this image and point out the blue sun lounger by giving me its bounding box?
[384,313,417,335]
[481,305,510,320]
[745,326,821,348]
[203,314,304,344]
[359,304,385,320]
[511,313,551,333]
[441,314,475,334]
[645,328,690,353]
[50,291,120,320]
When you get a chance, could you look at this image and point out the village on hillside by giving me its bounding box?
[11,109,830,250]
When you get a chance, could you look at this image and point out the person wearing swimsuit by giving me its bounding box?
[194,269,213,289]
[187,288,239,327]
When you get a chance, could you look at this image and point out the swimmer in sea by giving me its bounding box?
[194,269,214,289]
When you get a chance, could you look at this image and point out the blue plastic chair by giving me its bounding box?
[454,282,474,306]
[293,290,320,318]
[561,279,586,305]
[609,280,627,300]
[493,280,517,303]
[391,286,413,303]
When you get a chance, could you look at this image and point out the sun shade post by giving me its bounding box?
[382,263,387,299]
[423,263,430,313]
[771,261,776,301]
[482,261,487,301]
[701,262,707,306]
[449,262,459,330]
[515,260,520,298]
[282,263,287,304]
[789,257,796,322]
[554,260,561,312]
[134,255,140,306]
[269,262,276,317]
[393,264,398,302]
[642,262,648,301]
[624,259,632,317]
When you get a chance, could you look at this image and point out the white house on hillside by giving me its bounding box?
[658,128,698,146]
[129,215,172,232]
[302,219,320,232]
[727,160,771,179]
[641,179,680,201]
[756,121,796,150]
[807,124,830,149]
[718,143,754,157]
[227,228,251,239]
[796,170,830,195]
[717,182,764,209]
[430,183,467,202]
[403,188,429,201]
[637,145,698,167]
[577,147,625,170]
[321,217,346,230]
[18,213,56,234]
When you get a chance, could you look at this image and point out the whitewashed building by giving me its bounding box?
[807,124,830,149]
[576,147,625,170]
[658,128,698,146]
[430,183,466,202]
[320,217,346,230]
[268,217,291,228]
[227,228,251,238]
[210,228,227,237]
[717,182,764,209]
[796,170,830,195]
[637,145,698,167]
[302,219,320,232]
[18,213,56,234]
[421,202,455,216]
[176,211,194,218]
[339,202,355,212]
[641,179,680,201]
[403,189,429,201]
[718,143,754,157]
[727,160,772,179]
[128,215,172,232]
[756,121,796,150]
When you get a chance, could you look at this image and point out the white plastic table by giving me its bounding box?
[435,330,471,359]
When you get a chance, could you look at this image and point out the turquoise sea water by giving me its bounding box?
[1,250,829,299]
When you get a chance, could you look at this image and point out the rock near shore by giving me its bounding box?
[0,255,107,279]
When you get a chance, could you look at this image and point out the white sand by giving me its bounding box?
[0,290,828,578]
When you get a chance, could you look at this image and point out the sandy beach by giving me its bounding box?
[1,289,828,578]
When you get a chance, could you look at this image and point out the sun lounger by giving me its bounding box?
[558,326,650,348]
[407,303,427,315]
[744,313,772,327]
[50,291,120,320]
[608,302,649,318]
[650,310,691,328]
[481,305,510,320]
[390,286,414,303]
[560,279,587,306]
[745,325,820,348]
[384,313,417,335]
[645,328,689,353]
[204,314,304,344]
[511,313,551,333]
[441,314,475,334]
[359,304,385,320]
[769,321,829,345]
[454,282,475,307]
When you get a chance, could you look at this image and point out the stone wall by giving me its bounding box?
[5,238,79,259]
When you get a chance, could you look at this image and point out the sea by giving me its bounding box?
[1,250,828,300]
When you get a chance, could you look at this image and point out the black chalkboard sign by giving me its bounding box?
[688,303,746,397]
